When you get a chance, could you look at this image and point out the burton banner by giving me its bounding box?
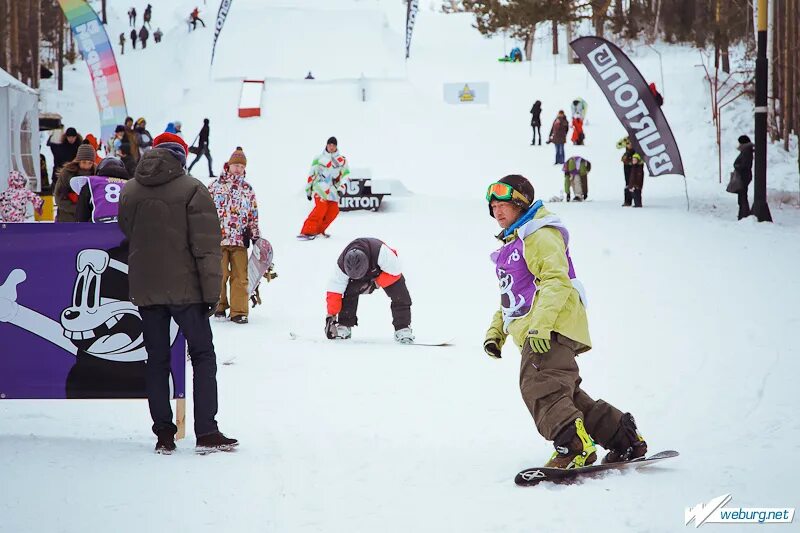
[58,0,129,147]
[0,224,186,400]
[405,0,419,59]
[211,0,233,66]
[570,37,684,177]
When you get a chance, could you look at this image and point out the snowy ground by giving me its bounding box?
[4,0,800,531]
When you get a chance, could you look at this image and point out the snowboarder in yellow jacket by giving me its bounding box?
[484,174,647,469]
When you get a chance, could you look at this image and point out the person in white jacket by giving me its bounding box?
[298,136,349,240]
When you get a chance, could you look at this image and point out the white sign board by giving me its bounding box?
[443,82,489,105]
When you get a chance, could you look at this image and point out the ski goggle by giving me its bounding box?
[486,182,528,204]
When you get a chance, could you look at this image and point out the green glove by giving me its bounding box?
[528,336,551,354]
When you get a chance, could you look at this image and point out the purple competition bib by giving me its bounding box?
[88,176,126,223]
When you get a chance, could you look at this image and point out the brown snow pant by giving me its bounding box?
[217,246,249,318]
[520,332,624,446]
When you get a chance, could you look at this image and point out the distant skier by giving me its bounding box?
[208,147,261,324]
[154,27,163,44]
[529,100,542,146]
[119,32,125,55]
[484,175,648,468]
[187,118,214,177]
[648,83,664,107]
[324,238,414,344]
[143,4,153,29]
[562,156,591,202]
[191,7,206,30]
[547,110,569,165]
[130,28,137,50]
[138,25,149,49]
[298,136,349,240]
[128,6,136,27]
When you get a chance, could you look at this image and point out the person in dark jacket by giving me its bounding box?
[130,28,137,49]
[138,26,149,49]
[547,110,569,165]
[626,152,645,208]
[187,118,215,177]
[75,157,131,222]
[530,100,542,145]
[128,6,136,26]
[733,135,754,220]
[143,4,152,28]
[118,132,237,454]
[324,238,414,344]
[118,143,138,178]
[119,32,125,55]
[54,143,96,222]
[47,127,82,183]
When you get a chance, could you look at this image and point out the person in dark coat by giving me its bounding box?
[118,132,237,454]
[119,32,125,55]
[530,100,542,145]
[47,127,82,184]
[130,28,137,49]
[547,111,569,165]
[75,157,131,222]
[143,4,152,28]
[733,135,754,220]
[138,26,149,49]
[128,7,136,27]
[187,118,215,177]
[54,143,96,222]
[118,143,138,179]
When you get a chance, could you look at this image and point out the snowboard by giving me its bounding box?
[288,331,453,347]
[514,450,679,487]
[247,238,274,295]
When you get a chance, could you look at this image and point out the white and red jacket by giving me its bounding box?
[326,238,402,315]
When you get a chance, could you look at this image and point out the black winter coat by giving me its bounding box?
[530,102,542,126]
[733,142,754,184]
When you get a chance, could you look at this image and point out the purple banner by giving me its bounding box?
[570,37,685,177]
[0,224,186,400]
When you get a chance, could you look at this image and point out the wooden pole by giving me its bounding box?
[753,0,773,222]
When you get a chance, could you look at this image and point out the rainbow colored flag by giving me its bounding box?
[58,0,128,147]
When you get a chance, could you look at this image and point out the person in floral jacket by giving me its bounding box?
[208,147,260,324]
[0,171,44,222]
[298,136,349,240]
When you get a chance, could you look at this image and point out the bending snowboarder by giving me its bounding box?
[325,238,413,344]
[484,175,647,469]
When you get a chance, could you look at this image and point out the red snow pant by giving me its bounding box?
[301,197,340,236]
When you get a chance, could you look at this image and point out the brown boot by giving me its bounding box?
[602,413,647,464]
[544,418,597,469]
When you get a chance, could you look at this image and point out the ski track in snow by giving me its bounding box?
[2,0,799,532]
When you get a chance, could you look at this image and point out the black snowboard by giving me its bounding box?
[514,450,679,486]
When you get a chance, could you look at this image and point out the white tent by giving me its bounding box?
[0,67,39,193]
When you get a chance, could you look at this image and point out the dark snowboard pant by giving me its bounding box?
[188,146,214,176]
[338,275,412,331]
[531,125,541,144]
[140,303,219,438]
[737,187,751,219]
[519,332,624,447]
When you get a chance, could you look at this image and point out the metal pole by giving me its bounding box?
[753,0,772,221]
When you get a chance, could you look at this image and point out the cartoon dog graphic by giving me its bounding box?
[0,244,178,398]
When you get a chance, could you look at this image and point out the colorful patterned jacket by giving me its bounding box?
[305,149,350,201]
[208,171,260,247]
[0,171,43,222]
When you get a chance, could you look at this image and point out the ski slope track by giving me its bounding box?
[4,0,799,531]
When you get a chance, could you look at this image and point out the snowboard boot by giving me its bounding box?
[394,327,415,344]
[297,234,317,241]
[213,310,227,319]
[622,188,633,207]
[544,418,597,469]
[601,413,647,464]
[566,192,571,202]
[231,315,248,324]
[155,431,176,455]
[334,325,352,339]
[196,432,239,454]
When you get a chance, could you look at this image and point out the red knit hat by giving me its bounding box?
[153,132,188,155]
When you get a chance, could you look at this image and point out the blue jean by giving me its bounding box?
[554,143,565,164]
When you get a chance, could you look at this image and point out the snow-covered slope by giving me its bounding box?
[5,1,800,532]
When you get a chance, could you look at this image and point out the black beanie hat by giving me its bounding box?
[738,135,752,144]
[65,127,78,137]
[327,136,338,146]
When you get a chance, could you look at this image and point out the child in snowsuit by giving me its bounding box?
[325,238,414,344]
[0,171,43,222]
[562,156,591,202]
[484,175,647,469]
[208,147,260,324]
[299,136,349,240]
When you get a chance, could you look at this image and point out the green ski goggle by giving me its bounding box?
[486,182,528,204]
